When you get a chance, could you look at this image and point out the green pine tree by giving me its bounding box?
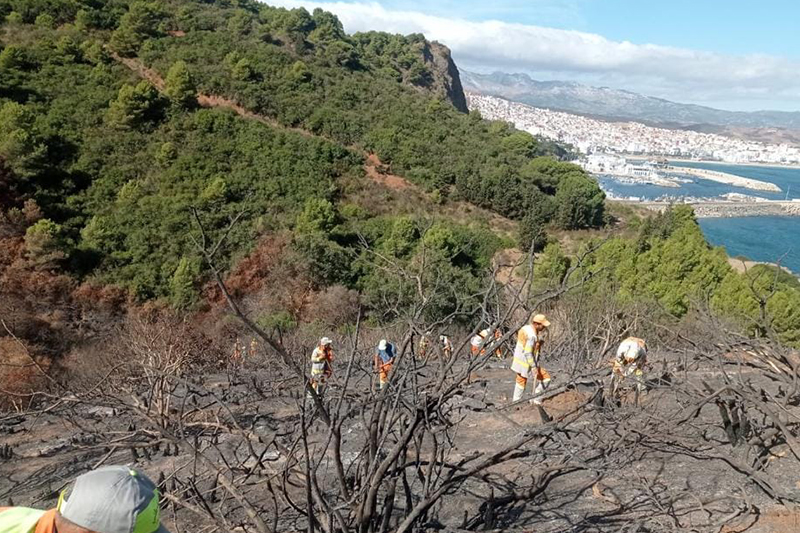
[164,61,196,109]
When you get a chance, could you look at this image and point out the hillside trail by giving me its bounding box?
[113,55,446,195]
[113,53,519,255]
[113,54,315,140]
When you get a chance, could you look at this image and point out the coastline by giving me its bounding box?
[727,257,795,277]
[599,172,681,188]
[668,158,800,170]
[603,162,800,276]
[667,165,782,192]
[613,199,800,218]
[594,159,782,192]
[627,156,800,170]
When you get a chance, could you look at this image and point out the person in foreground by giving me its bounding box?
[0,465,169,533]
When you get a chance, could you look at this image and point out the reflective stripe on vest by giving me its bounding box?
[0,508,47,533]
[311,347,331,375]
[512,356,530,369]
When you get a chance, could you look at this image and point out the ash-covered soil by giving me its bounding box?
[2,349,799,532]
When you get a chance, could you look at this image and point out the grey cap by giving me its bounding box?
[59,465,169,533]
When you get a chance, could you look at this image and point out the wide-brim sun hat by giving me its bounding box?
[532,314,551,327]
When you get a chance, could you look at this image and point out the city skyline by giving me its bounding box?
[267,0,800,112]
[467,93,800,165]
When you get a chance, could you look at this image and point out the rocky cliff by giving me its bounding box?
[422,41,469,113]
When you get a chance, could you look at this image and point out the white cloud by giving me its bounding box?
[265,0,800,111]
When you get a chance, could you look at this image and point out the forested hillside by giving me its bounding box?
[0,0,798,371]
[4,3,800,532]
[0,0,600,306]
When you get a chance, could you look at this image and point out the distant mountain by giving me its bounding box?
[461,71,800,131]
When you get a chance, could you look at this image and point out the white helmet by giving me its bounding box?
[320,337,332,346]
[378,339,387,350]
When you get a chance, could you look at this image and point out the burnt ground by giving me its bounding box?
[2,348,800,532]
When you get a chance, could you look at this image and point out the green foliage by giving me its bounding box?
[766,290,800,346]
[34,12,55,28]
[383,216,418,257]
[24,218,69,267]
[352,216,501,322]
[227,9,255,36]
[293,233,351,287]
[0,0,603,323]
[105,81,163,128]
[164,60,196,108]
[534,243,570,288]
[169,256,200,309]
[256,310,297,333]
[231,58,254,81]
[199,176,228,205]
[156,141,177,166]
[0,45,26,70]
[517,191,555,252]
[126,2,603,230]
[711,265,800,346]
[554,173,606,229]
[110,1,165,56]
[0,101,46,178]
[5,11,22,24]
[296,197,338,235]
[575,206,800,347]
[80,40,109,64]
[0,0,87,25]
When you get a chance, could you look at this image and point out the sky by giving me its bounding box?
[266,0,800,112]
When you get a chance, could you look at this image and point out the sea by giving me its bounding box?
[596,161,800,274]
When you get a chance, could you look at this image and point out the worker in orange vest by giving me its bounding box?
[439,334,453,359]
[418,332,431,359]
[310,337,334,396]
[0,465,169,533]
[375,339,396,389]
[470,329,489,356]
[611,337,648,396]
[493,328,505,359]
[511,314,551,404]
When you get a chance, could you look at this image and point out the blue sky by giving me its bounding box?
[268,0,800,111]
[376,0,799,58]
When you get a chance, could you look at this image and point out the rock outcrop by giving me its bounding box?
[421,41,469,113]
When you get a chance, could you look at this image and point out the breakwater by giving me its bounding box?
[623,200,800,218]
[667,166,782,192]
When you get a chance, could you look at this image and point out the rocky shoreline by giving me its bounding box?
[692,202,800,218]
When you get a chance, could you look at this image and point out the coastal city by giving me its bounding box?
[466,93,800,165]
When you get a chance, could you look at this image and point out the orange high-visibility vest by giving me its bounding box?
[0,507,57,533]
[511,324,538,377]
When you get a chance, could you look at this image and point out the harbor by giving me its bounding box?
[669,165,781,192]
[581,154,783,193]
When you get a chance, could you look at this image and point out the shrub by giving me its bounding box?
[24,219,69,268]
[164,60,196,108]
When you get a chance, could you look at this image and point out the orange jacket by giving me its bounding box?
[0,508,57,533]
